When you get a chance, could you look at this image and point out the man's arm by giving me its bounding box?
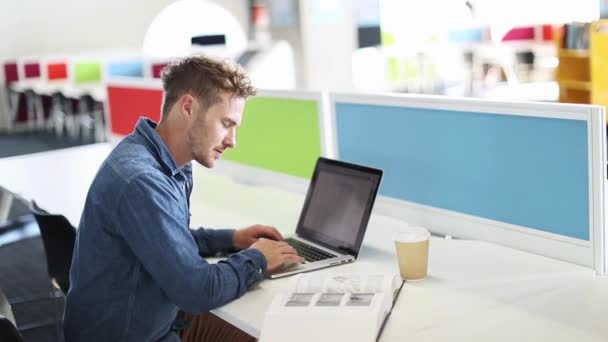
[190,224,285,257]
[190,227,236,257]
[113,173,266,313]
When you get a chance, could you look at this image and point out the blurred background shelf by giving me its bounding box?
[556,19,608,121]
[557,49,590,58]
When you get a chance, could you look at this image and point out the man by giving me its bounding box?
[64,55,304,341]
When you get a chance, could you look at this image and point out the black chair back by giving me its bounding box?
[0,288,23,342]
[0,315,24,342]
[30,201,76,294]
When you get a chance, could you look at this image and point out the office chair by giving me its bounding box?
[0,315,24,342]
[30,201,76,294]
[0,288,25,342]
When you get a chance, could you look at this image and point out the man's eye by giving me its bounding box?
[222,121,230,128]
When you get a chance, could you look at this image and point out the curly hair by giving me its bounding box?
[160,55,256,119]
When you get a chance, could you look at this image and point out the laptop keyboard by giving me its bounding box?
[285,238,337,262]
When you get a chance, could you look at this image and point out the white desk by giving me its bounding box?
[190,167,608,342]
[1,146,607,341]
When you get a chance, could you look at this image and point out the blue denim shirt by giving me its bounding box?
[64,118,267,342]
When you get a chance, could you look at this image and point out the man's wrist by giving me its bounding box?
[240,248,267,275]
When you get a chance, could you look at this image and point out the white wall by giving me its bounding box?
[299,0,356,91]
[0,1,18,60]
[0,0,249,59]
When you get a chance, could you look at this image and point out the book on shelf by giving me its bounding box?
[259,272,404,342]
[562,22,591,50]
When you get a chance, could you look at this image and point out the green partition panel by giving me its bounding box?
[223,95,322,179]
[73,61,102,83]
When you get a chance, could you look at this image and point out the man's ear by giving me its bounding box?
[179,94,194,117]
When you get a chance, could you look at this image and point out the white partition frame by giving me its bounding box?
[329,92,607,274]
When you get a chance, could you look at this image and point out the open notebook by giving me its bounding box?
[260,272,404,342]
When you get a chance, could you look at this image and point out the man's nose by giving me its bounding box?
[224,130,236,148]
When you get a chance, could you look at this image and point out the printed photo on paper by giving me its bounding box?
[285,293,315,307]
[315,293,344,306]
[346,293,374,306]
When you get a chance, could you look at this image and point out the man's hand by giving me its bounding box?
[233,224,283,250]
[250,238,305,275]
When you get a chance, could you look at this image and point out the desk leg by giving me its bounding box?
[178,311,256,342]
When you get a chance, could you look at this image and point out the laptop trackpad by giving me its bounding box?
[280,261,306,272]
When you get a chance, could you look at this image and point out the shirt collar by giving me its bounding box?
[134,117,187,177]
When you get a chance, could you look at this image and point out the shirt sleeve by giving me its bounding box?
[112,172,267,313]
[190,227,236,257]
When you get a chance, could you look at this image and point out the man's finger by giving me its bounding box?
[279,245,298,255]
[271,227,284,240]
[258,226,282,241]
[283,254,306,263]
[275,241,289,247]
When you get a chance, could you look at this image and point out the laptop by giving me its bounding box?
[270,157,383,279]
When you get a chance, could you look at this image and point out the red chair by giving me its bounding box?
[3,62,24,131]
[20,61,43,129]
[41,62,69,134]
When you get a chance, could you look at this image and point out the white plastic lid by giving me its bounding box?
[394,227,431,243]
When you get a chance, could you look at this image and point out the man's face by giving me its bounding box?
[188,92,244,168]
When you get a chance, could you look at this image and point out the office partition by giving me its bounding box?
[106,86,327,191]
[216,90,327,192]
[106,78,163,136]
[330,93,606,273]
[107,59,145,78]
[73,60,102,84]
[23,62,41,79]
[47,62,68,81]
[3,62,18,84]
[223,90,324,176]
[151,62,169,79]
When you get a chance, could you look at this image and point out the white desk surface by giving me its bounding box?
[0,143,111,226]
[1,146,607,341]
[191,167,608,342]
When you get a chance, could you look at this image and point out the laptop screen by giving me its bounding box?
[296,158,382,257]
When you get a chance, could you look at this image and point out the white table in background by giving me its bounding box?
[0,143,112,226]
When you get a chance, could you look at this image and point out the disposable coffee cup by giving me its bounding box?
[394,227,430,281]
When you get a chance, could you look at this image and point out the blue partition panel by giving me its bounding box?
[336,103,590,240]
